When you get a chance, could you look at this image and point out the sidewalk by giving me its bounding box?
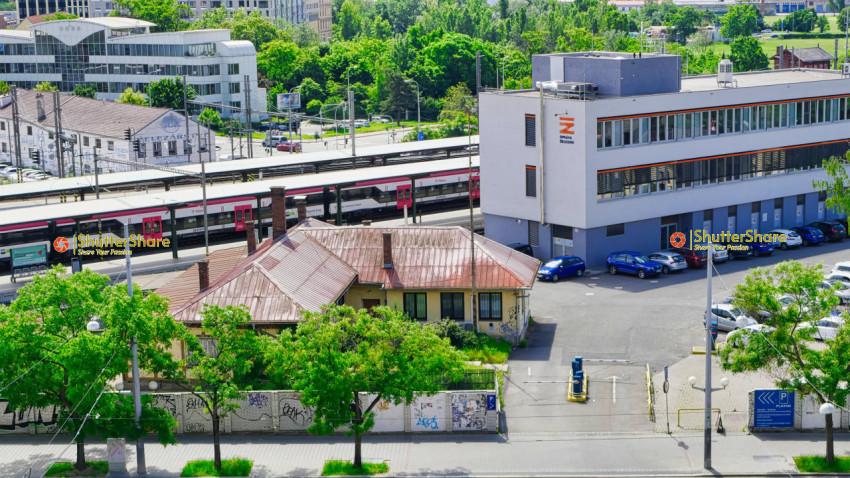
[1,431,847,477]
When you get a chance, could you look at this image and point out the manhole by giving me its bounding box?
[753,455,786,463]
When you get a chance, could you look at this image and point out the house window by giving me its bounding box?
[49,131,54,139]
[138,142,146,158]
[83,136,90,146]
[168,140,177,155]
[228,63,239,75]
[524,114,536,146]
[153,142,162,156]
[525,166,537,197]
[528,220,539,247]
[403,293,427,320]
[107,141,114,151]
[95,139,101,149]
[1,122,5,130]
[479,293,502,320]
[607,223,625,237]
[1,143,6,152]
[27,126,32,136]
[440,293,465,321]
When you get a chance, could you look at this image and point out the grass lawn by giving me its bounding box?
[710,37,840,57]
[794,455,850,472]
[180,459,253,477]
[462,336,513,364]
[45,462,108,477]
[322,460,389,476]
[763,14,841,31]
[322,120,438,138]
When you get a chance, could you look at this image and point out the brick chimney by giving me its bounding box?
[295,195,307,222]
[36,93,45,121]
[246,221,256,255]
[382,232,393,269]
[270,186,287,240]
[198,260,209,291]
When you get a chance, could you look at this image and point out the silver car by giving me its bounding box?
[647,251,688,274]
[819,280,850,305]
[708,303,758,332]
[709,244,728,263]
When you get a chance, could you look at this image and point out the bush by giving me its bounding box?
[181,459,253,477]
[463,336,513,364]
[45,462,108,477]
[322,460,389,476]
[794,456,850,473]
[430,318,482,349]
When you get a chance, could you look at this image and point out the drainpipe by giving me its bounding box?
[538,87,546,226]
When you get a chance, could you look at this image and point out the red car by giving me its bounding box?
[669,247,706,268]
[276,140,302,152]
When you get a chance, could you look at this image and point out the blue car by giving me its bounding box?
[750,241,774,257]
[606,251,663,279]
[792,226,826,246]
[537,256,586,282]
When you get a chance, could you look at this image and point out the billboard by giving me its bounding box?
[11,244,47,268]
[276,92,301,110]
[754,389,794,428]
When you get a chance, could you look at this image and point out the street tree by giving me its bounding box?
[720,4,759,39]
[0,81,9,95]
[180,305,263,473]
[664,6,700,44]
[786,8,817,32]
[73,84,97,99]
[198,107,222,129]
[839,7,850,32]
[380,70,417,120]
[817,15,830,32]
[0,269,185,471]
[148,77,196,111]
[813,151,850,216]
[117,87,148,105]
[721,261,850,463]
[34,81,59,92]
[729,35,768,71]
[265,305,465,468]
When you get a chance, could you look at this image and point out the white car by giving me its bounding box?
[375,117,391,123]
[726,324,775,347]
[354,119,371,128]
[767,229,803,249]
[831,262,850,275]
[647,251,688,274]
[800,316,845,341]
[777,294,810,314]
[708,303,758,332]
[261,135,287,148]
[709,244,728,263]
[819,280,850,304]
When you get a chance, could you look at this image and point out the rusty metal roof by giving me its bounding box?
[154,246,248,314]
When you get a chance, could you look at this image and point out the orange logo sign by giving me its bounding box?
[669,232,686,248]
[559,117,575,135]
[53,237,70,253]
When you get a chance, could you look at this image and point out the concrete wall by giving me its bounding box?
[748,391,849,432]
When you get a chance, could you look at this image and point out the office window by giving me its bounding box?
[524,114,536,146]
[228,63,239,75]
[440,293,465,320]
[403,292,427,320]
[528,220,539,247]
[229,82,240,94]
[479,293,502,320]
[607,223,625,237]
[168,140,177,155]
[525,165,536,197]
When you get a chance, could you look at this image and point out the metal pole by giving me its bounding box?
[845,8,848,60]
[182,76,192,164]
[244,74,253,159]
[53,91,65,178]
[704,240,713,469]
[94,147,100,199]
[288,105,293,154]
[199,120,210,257]
[468,101,478,333]
[349,89,355,156]
[10,86,22,184]
[125,221,146,475]
[416,86,421,138]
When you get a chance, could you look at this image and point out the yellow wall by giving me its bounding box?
[343,284,388,309]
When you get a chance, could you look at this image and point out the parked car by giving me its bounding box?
[255,122,271,132]
[818,280,850,305]
[605,251,663,279]
[261,135,287,148]
[274,121,300,132]
[709,303,758,332]
[508,243,533,256]
[777,294,810,314]
[808,221,846,242]
[354,119,371,128]
[708,244,729,263]
[276,139,302,152]
[766,228,803,249]
[718,240,752,260]
[826,273,850,286]
[536,256,586,281]
[668,247,706,268]
[375,117,391,124]
[726,324,775,347]
[792,226,826,246]
[831,261,850,276]
[749,240,774,257]
[800,317,846,341]
[647,251,688,274]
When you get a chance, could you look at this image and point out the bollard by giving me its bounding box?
[575,356,583,371]
[573,370,584,394]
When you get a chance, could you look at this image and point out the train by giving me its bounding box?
[0,158,480,269]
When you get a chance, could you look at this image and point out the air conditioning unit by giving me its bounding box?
[461,322,474,332]
[554,82,598,99]
[717,59,734,87]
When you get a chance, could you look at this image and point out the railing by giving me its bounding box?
[646,363,655,421]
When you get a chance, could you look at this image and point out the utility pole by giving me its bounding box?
[704,241,713,470]
[349,89,356,156]
[476,51,482,94]
[244,74,253,159]
[182,75,193,164]
[197,120,210,256]
[467,98,478,333]
[52,91,65,178]
[845,8,849,62]
[125,221,147,475]
[93,146,100,199]
[10,86,22,184]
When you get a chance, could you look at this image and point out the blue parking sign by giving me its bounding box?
[486,394,496,410]
[418,131,425,141]
[754,390,794,428]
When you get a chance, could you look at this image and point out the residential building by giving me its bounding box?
[0,88,214,175]
[480,52,849,267]
[771,46,835,70]
[305,0,331,42]
[0,17,266,118]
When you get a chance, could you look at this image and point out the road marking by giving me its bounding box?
[585,359,632,364]
[527,367,531,377]
[614,286,623,290]
[585,292,595,296]
[523,380,568,384]
[650,280,659,283]
[608,376,622,403]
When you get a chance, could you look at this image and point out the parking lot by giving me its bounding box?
[503,240,850,436]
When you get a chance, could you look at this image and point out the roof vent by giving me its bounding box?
[717,59,734,87]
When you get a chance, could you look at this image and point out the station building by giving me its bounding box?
[479,52,849,267]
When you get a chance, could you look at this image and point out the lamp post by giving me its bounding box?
[501,56,507,89]
[404,79,421,140]
[287,85,302,155]
[346,65,358,104]
[374,115,395,143]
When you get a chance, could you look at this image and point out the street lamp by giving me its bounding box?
[346,65,358,104]
[404,79,421,140]
[286,85,303,154]
[374,115,395,143]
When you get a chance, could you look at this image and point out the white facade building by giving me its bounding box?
[480,52,849,267]
[0,17,266,118]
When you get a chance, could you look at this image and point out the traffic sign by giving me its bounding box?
[418,131,425,141]
[754,390,794,428]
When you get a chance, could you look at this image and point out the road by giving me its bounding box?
[215,125,404,158]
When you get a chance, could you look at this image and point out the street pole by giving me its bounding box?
[197,121,209,257]
[244,74,253,159]
[126,221,147,475]
[288,104,293,155]
[94,146,100,199]
[468,99,478,333]
[349,89,356,156]
[182,75,192,165]
[704,240,713,470]
[416,86,420,138]
[845,8,848,61]
[53,91,65,178]
[10,86,22,184]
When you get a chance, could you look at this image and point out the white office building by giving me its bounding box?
[480,52,849,267]
[0,17,266,117]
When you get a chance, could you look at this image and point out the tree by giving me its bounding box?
[664,6,700,44]
[148,77,196,111]
[44,12,79,20]
[0,269,185,471]
[337,0,364,40]
[380,70,417,120]
[729,36,768,71]
[786,8,816,32]
[228,10,282,50]
[813,152,850,216]
[198,107,222,129]
[829,0,846,15]
[112,0,190,32]
[721,261,850,463]
[839,7,850,32]
[817,15,830,32]
[34,81,59,92]
[257,40,300,85]
[720,4,759,39]
[266,305,465,468]
[0,81,9,95]
[73,84,97,99]
[180,305,262,473]
[117,87,148,105]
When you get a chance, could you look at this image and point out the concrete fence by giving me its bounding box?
[0,390,499,436]
[748,390,849,432]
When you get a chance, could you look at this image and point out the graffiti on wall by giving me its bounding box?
[452,393,488,431]
[231,392,274,432]
[364,393,404,433]
[411,394,445,432]
[183,394,211,433]
[278,394,314,431]
[0,399,59,432]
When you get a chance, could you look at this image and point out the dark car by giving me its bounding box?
[508,243,533,256]
[808,221,847,242]
[536,256,586,282]
[606,251,663,279]
[719,240,753,259]
[792,226,826,246]
[669,247,707,268]
[750,240,775,257]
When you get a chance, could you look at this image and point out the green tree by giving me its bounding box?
[375,0,422,34]
[117,87,148,105]
[257,40,300,85]
[337,0,364,40]
[265,305,465,468]
[0,81,9,95]
[112,0,190,32]
[229,10,282,49]
[148,77,196,110]
[720,4,759,39]
[721,261,850,463]
[380,70,417,120]
[664,6,700,44]
[729,35,768,71]
[813,152,850,216]
[786,8,817,32]
[829,0,846,15]
[839,7,850,32]
[181,305,262,473]
[73,84,97,99]
[44,12,79,20]
[0,269,185,471]
[817,15,830,32]
[198,107,222,129]
[438,83,476,129]
[34,81,59,92]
